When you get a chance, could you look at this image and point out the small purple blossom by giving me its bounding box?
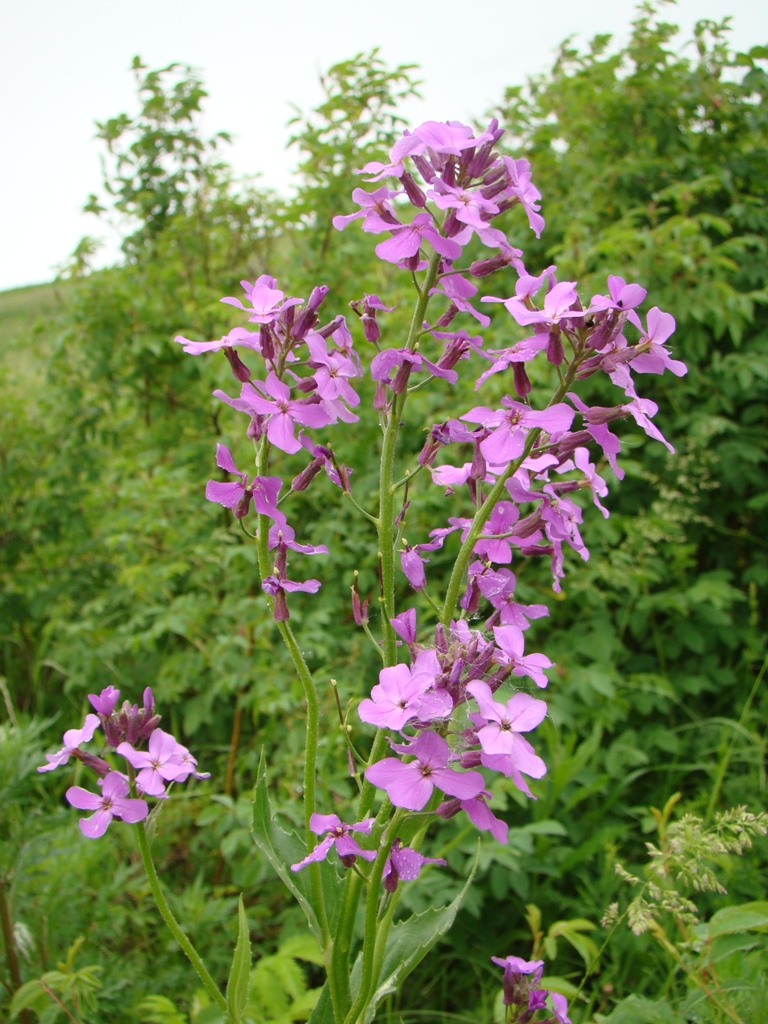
[66,771,148,839]
[291,813,376,871]
[382,839,447,892]
[37,714,101,773]
[365,730,484,811]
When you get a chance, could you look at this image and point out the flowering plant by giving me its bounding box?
[40,116,686,1023]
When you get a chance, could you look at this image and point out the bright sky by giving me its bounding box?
[2,0,765,291]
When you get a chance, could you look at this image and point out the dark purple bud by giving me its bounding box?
[338,853,357,868]
[281,303,297,335]
[138,713,162,740]
[400,171,427,208]
[223,347,252,383]
[513,362,532,398]
[514,511,543,539]
[391,361,413,395]
[480,177,508,201]
[403,253,422,272]
[292,285,329,339]
[374,381,389,411]
[469,254,509,277]
[317,314,345,339]
[442,159,457,188]
[412,154,436,184]
[546,331,564,366]
[442,209,461,237]
[72,749,112,776]
[460,576,481,613]
[296,376,318,393]
[435,798,462,820]
[291,458,324,492]
[351,574,369,627]
[260,325,275,361]
[481,158,506,187]
[233,490,253,519]
[436,303,459,328]
[470,440,487,481]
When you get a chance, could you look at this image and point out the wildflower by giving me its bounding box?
[37,714,101,773]
[365,730,484,811]
[290,813,376,871]
[117,728,191,797]
[382,839,446,892]
[66,771,148,839]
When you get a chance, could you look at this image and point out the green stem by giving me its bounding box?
[343,810,406,1024]
[135,820,227,1014]
[253,441,329,947]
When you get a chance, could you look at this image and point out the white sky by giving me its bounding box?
[2,0,766,292]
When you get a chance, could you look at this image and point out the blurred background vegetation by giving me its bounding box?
[1,4,767,1021]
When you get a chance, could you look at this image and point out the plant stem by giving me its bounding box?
[134,820,227,1014]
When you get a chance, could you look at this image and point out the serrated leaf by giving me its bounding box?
[351,846,480,1023]
[251,751,330,943]
[226,895,251,1024]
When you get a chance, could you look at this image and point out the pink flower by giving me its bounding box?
[66,771,148,838]
[38,714,101,773]
[365,731,484,811]
[117,728,190,797]
[291,813,376,871]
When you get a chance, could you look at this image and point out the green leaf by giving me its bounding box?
[594,994,683,1023]
[250,751,326,942]
[10,980,53,1018]
[306,983,334,1024]
[226,895,251,1024]
[351,846,480,1023]
[708,901,768,937]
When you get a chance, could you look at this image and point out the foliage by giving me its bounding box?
[1,6,767,1021]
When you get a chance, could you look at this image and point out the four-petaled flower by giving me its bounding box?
[66,771,148,839]
[290,813,377,871]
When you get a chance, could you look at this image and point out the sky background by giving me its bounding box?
[2,0,766,292]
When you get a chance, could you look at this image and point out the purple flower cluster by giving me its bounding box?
[492,955,571,1023]
[38,687,207,838]
[174,116,686,890]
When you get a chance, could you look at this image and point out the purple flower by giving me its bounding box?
[290,813,376,871]
[382,839,447,892]
[117,728,190,797]
[491,954,544,1007]
[174,325,260,355]
[467,681,547,784]
[37,714,101,773]
[262,573,321,622]
[375,213,463,265]
[365,730,484,811]
[492,625,553,689]
[400,545,427,590]
[221,275,301,325]
[462,399,575,468]
[244,373,332,454]
[359,656,451,731]
[66,771,148,839]
[88,685,120,716]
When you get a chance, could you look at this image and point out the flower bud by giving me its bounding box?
[223,347,252,383]
[400,171,427,208]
